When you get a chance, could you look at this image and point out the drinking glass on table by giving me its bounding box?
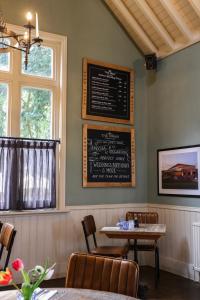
[128,220,135,230]
[117,217,125,229]
[122,221,129,230]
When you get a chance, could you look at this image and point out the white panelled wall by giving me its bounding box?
[0,203,146,282]
[1,203,199,282]
[148,203,200,282]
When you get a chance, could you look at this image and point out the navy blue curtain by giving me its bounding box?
[0,139,57,210]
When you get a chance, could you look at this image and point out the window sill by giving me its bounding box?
[0,208,71,216]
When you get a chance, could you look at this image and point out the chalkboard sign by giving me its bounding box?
[83,124,135,187]
[82,58,134,125]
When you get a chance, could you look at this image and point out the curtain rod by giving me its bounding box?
[0,136,61,144]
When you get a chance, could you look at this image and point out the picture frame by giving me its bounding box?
[157,145,200,197]
[82,58,134,125]
[83,124,135,187]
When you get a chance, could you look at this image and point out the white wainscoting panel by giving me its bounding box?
[192,222,200,282]
[148,203,200,281]
[2,202,198,282]
[0,203,147,282]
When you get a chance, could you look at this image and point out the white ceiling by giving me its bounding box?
[105,0,200,58]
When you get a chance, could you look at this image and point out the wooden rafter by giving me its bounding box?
[134,0,176,50]
[105,0,158,55]
[189,0,200,18]
[160,0,193,41]
[105,0,200,59]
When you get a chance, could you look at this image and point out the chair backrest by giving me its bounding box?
[0,223,16,270]
[81,215,97,252]
[126,211,158,224]
[65,252,139,298]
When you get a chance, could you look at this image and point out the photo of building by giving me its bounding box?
[162,163,198,189]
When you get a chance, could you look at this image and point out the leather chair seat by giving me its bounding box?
[66,252,139,298]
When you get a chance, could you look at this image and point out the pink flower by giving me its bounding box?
[12,258,24,272]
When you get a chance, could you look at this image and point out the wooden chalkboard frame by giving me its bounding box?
[83,124,136,187]
[82,58,134,125]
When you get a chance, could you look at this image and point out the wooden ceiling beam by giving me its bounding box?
[105,0,159,55]
[189,0,200,18]
[160,0,193,41]
[134,0,175,50]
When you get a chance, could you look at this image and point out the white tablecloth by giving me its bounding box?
[0,288,138,300]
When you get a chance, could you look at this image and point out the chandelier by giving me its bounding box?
[0,12,43,69]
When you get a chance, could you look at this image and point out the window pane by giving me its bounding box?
[0,83,8,135]
[20,87,52,139]
[21,45,53,78]
[0,39,10,71]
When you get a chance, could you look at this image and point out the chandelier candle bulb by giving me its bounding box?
[0,10,43,69]
[26,12,33,22]
[24,31,28,40]
[35,12,39,37]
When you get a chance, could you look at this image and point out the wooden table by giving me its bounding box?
[0,288,138,300]
[100,224,166,240]
[100,223,166,287]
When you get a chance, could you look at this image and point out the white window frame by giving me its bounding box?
[0,24,67,213]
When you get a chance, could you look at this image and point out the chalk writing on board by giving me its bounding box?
[88,65,130,119]
[82,59,134,125]
[87,129,131,182]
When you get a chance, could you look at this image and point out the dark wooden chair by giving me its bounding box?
[82,215,128,258]
[0,223,17,270]
[66,252,139,298]
[126,211,159,285]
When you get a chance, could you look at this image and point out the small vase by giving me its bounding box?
[16,290,36,300]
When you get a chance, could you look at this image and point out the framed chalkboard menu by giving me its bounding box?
[83,124,135,187]
[82,58,134,125]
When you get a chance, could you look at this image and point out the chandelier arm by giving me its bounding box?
[30,40,40,47]
[0,42,26,52]
[0,11,43,68]
[0,34,22,39]
[0,27,23,39]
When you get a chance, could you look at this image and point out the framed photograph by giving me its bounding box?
[157,145,200,197]
[82,58,134,125]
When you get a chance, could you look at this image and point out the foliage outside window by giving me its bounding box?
[22,45,53,78]
[0,39,10,71]
[21,87,52,139]
[0,83,8,136]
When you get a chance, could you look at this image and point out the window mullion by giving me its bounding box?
[10,50,21,137]
[17,76,57,89]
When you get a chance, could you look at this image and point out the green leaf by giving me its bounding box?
[21,270,30,284]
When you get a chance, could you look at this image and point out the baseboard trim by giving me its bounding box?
[146,254,194,280]
[160,255,194,281]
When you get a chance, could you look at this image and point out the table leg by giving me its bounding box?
[134,239,138,263]
[155,245,160,287]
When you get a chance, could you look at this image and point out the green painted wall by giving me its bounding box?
[147,42,200,207]
[1,0,147,205]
